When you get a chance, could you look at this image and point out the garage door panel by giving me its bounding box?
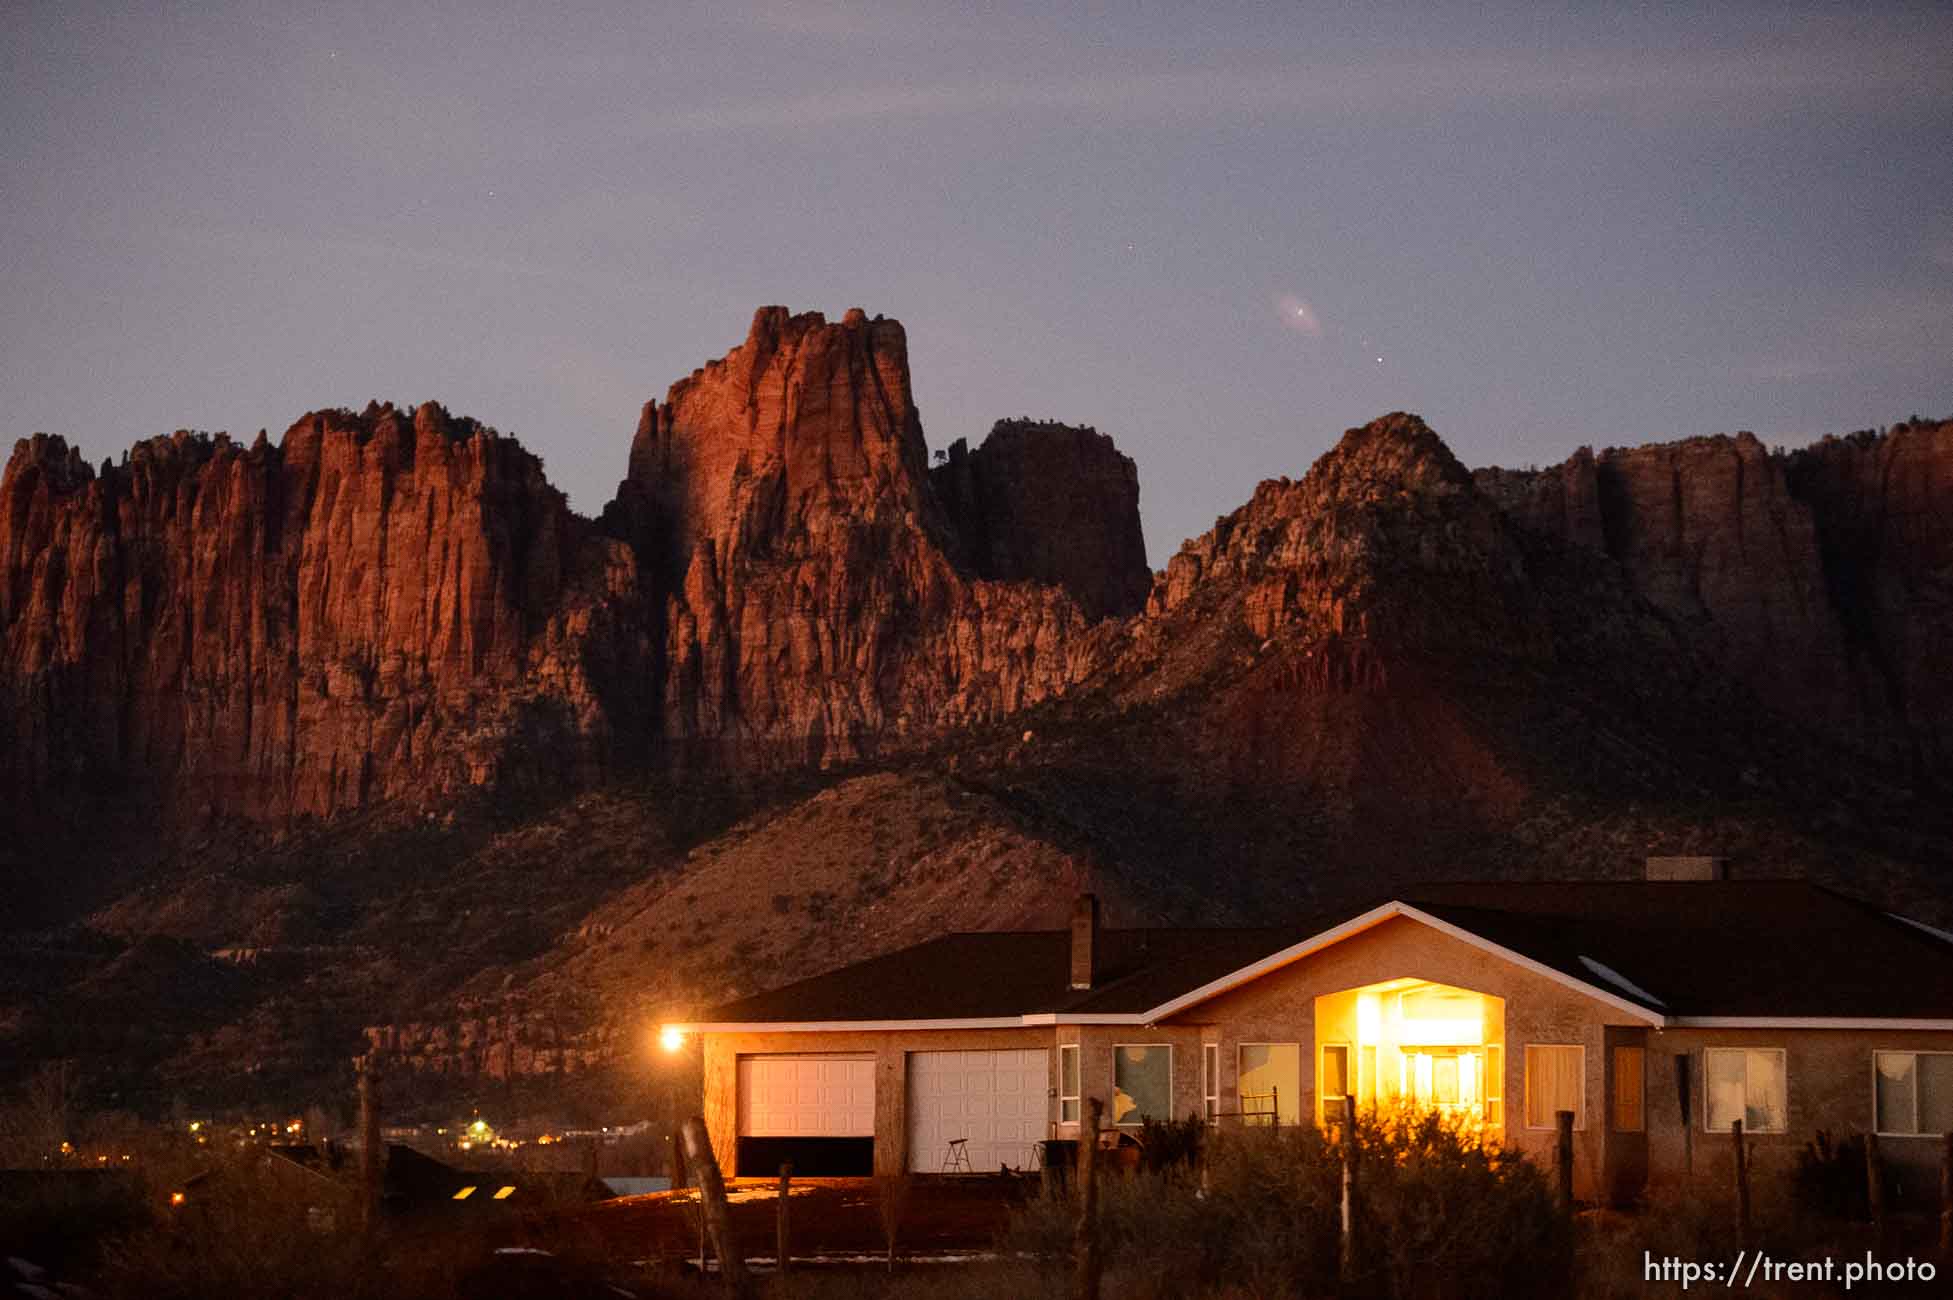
[908,1049,1049,1173]
[738,1055,875,1137]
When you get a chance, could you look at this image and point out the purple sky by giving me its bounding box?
[5,2,1950,563]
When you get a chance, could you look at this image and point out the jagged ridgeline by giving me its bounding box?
[1,309,1948,847]
[0,308,1150,841]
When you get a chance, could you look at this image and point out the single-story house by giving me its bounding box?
[664,859,1953,1204]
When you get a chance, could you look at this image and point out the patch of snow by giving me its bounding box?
[1578,955,1665,1007]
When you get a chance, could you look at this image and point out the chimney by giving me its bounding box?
[1070,894,1102,990]
[1644,856,1728,882]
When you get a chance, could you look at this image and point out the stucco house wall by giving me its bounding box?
[1648,1027,1953,1202]
[1163,914,1642,1199]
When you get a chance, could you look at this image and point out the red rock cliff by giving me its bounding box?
[616,307,1106,768]
[0,403,648,827]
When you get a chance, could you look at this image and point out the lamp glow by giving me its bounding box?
[659,1026,686,1054]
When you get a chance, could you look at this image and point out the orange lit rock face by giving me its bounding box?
[0,309,1126,829]
[1147,413,1543,660]
[3,303,1946,843]
[0,403,648,826]
[619,307,1104,769]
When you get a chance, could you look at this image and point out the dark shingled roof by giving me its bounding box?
[702,926,1305,1022]
[696,882,1953,1025]
[1398,881,1953,1019]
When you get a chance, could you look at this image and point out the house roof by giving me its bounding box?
[681,881,1953,1031]
[1397,881,1953,1020]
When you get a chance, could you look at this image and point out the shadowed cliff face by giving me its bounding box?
[931,419,1151,621]
[1475,418,1953,781]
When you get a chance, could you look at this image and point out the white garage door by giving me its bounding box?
[908,1049,1050,1173]
[737,1054,876,1136]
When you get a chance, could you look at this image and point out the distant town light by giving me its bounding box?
[170,1191,186,1207]
[659,1026,685,1054]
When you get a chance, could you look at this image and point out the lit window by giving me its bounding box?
[453,1186,476,1200]
[1612,1047,1645,1132]
[492,1186,516,1200]
[1874,1051,1953,1136]
[1238,1043,1300,1126]
[1524,1045,1585,1130]
[1112,1045,1171,1126]
[1202,1044,1220,1125]
[1320,1044,1350,1128]
[1704,1048,1786,1134]
[1058,1045,1080,1124]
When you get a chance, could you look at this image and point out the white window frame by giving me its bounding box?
[1202,1043,1220,1125]
[1872,1050,1953,1137]
[1111,1043,1174,1128]
[1057,1044,1081,1126]
[1523,1044,1587,1131]
[1702,1047,1788,1135]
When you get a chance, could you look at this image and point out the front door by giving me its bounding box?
[1603,1028,1649,1206]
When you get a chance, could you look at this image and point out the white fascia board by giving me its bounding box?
[667,1017,1028,1034]
[1021,1013,1146,1026]
[1666,1017,1953,1031]
[1136,901,1668,1027]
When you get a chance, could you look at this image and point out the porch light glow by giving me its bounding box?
[660,1025,686,1053]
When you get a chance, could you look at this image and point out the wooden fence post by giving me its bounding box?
[1866,1129,1886,1243]
[1556,1110,1575,1211]
[776,1163,792,1275]
[1340,1094,1359,1285]
[1732,1119,1750,1245]
[1938,1131,1951,1254]
[357,1062,384,1235]
[1074,1097,1102,1300]
[680,1116,749,1294]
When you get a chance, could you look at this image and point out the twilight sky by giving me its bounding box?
[5,1,1950,563]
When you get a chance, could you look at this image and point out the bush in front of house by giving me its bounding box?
[1004,1108,1571,1300]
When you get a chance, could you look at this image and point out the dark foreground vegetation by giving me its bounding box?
[5,1111,1948,1298]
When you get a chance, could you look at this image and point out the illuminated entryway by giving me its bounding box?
[1314,979,1505,1133]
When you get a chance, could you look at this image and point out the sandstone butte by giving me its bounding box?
[1,305,1948,841]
